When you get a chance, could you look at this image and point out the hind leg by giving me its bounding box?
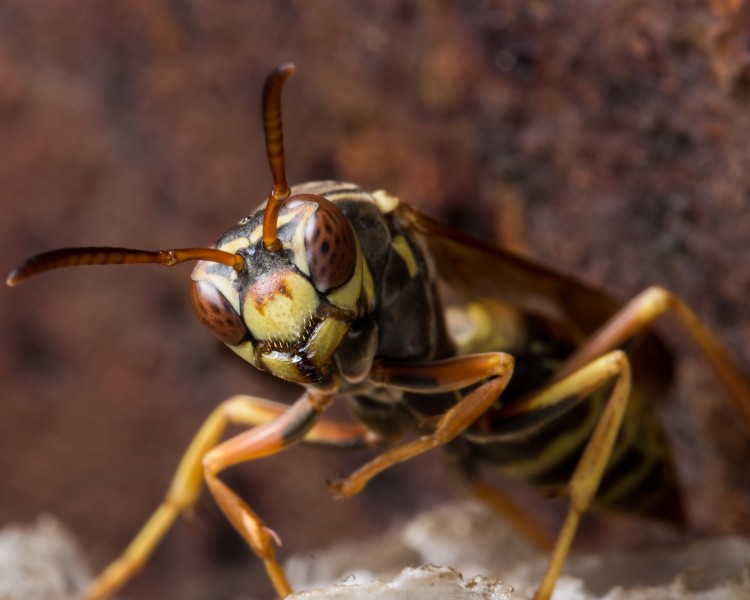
[560,286,750,426]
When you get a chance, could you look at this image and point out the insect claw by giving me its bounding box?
[265,526,283,548]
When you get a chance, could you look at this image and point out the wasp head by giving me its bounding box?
[190,192,365,385]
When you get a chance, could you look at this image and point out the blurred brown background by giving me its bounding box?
[1,1,749,599]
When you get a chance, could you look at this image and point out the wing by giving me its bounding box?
[396,202,674,393]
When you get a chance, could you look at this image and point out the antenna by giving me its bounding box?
[261,63,296,252]
[7,246,244,287]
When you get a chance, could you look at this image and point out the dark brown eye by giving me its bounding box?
[190,279,247,345]
[304,197,357,292]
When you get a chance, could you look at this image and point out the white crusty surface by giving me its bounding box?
[287,502,750,600]
[0,516,89,600]
[2,503,749,600]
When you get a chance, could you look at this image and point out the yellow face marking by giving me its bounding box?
[325,239,363,312]
[289,201,318,277]
[260,352,306,383]
[191,263,241,316]
[227,340,259,368]
[305,318,349,368]
[246,202,315,247]
[243,270,320,343]
[391,234,418,278]
[245,200,318,278]
[187,237,248,318]
[218,236,250,256]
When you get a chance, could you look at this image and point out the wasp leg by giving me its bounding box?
[200,390,337,598]
[222,395,382,451]
[82,393,376,600]
[494,350,633,600]
[559,286,750,425]
[331,352,514,498]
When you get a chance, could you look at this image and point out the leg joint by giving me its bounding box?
[640,285,674,313]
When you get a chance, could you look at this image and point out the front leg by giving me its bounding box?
[201,390,334,598]
[82,392,379,600]
[559,286,750,426]
[331,352,514,498]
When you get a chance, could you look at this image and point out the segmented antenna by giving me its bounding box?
[261,63,296,253]
[6,64,300,286]
[6,246,244,287]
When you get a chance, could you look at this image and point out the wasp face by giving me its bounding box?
[190,192,365,385]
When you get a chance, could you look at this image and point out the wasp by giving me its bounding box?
[7,64,750,600]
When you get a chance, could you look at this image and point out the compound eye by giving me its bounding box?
[304,197,357,292]
[190,279,247,345]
